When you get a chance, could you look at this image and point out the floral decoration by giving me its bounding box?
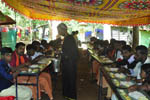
[119,0,150,10]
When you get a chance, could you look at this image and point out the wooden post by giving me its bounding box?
[132,26,139,49]
[48,21,52,40]
[42,26,46,39]
[32,22,37,40]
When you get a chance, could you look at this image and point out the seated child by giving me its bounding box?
[0,47,32,100]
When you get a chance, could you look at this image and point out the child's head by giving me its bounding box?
[41,39,47,47]
[141,64,150,79]
[32,41,41,52]
[1,47,13,62]
[16,42,25,56]
[122,45,132,60]
[135,45,148,62]
[26,44,36,56]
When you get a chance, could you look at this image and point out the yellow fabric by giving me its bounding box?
[2,0,150,26]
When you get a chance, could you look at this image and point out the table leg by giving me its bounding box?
[89,55,94,80]
[91,58,94,81]
[36,75,39,100]
[16,77,18,100]
[53,72,58,94]
[98,69,103,100]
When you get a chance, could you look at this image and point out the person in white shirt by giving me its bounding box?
[116,50,123,61]
[131,45,150,80]
[112,45,150,100]
[111,45,135,100]
[41,39,47,49]
[128,64,150,93]
[127,46,150,93]
[116,45,135,71]
[115,41,126,61]
[26,44,43,63]
[26,44,53,100]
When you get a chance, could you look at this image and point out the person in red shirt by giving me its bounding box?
[9,42,53,100]
[10,42,29,68]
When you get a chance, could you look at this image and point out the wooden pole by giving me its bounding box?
[132,26,139,49]
[48,21,52,40]
[42,26,46,39]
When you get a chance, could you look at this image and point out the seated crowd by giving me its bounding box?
[1,36,150,100]
[89,37,150,99]
[0,39,61,100]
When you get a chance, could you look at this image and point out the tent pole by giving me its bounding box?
[132,26,139,49]
[15,12,17,45]
[48,21,53,40]
[15,12,16,27]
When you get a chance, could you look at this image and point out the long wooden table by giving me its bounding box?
[88,48,150,100]
[15,58,52,100]
[88,48,113,64]
[87,47,113,81]
[99,66,150,100]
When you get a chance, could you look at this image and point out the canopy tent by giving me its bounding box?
[0,11,16,25]
[2,0,150,26]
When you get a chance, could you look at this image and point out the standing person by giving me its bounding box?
[72,31,80,47]
[57,23,79,100]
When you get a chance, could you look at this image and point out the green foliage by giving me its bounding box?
[0,0,49,41]
[111,26,129,32]
[64,20,103,34]
[64,20,80,34]
[139,30,150,47]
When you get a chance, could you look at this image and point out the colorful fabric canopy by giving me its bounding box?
[0,11,16,25]
[2,0,150,26]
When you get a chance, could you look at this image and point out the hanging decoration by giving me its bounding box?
[2,27,9,32]
[2,0,150,26]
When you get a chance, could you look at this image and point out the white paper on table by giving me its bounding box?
[128,91,148,100]
[107,60,113,63]
[110,68,119,72]
[29,65,39,68]
[115,73,126,79]
[100,56,105,58]
[21,71,27,73]
[38,60,46,64]
[120,81,134,87]
[102,58,109,60]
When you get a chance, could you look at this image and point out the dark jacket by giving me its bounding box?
[0,60,13,91]
[62,35,79,62]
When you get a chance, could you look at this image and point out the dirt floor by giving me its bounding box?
[41,51,98,100]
